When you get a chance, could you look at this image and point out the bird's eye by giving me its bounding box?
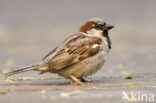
[95,24,100,29]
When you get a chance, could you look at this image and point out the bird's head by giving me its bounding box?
[79,18,114,37]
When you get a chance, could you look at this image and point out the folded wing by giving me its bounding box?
[43,33,102,72]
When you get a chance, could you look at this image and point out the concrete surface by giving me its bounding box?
[0,0,156,103]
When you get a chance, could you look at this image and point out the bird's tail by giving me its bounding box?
[4,65,41,77]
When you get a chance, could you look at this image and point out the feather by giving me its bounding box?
[42,33,102,73]
[4,65,40,77]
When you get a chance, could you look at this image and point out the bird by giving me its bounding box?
[4,18,114,85]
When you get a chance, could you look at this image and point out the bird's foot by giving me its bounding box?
[69,75,94,85]
[69,75,84,85]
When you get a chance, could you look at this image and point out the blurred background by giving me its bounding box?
[0,0,156,77]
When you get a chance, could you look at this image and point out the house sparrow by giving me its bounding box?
[4,18,114,85]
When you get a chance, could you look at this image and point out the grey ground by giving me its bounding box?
[0,0,156,103]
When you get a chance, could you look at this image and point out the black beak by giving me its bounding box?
[104,24,114,30]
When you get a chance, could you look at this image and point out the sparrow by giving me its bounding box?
[4,18,114,85]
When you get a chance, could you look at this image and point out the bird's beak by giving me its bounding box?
[104,24,114,30]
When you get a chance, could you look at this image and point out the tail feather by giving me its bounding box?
[4,65,40,77]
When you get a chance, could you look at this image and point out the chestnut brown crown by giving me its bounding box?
[79,18,114,33]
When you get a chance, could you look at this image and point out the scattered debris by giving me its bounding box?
[4,77,62,83]
[124,83,151,88]
[122,72,135,79]
[60,91,82,98]
[0,89,10,94]
[0,89,47,94]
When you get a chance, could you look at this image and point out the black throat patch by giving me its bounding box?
[103,30,111,49]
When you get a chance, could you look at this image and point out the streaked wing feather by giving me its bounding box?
[45,33,102,71]
[42,33,85,61]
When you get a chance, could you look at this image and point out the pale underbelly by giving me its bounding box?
[55,51,106,78]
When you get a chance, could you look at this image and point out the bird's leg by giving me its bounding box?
[69,75,84,85]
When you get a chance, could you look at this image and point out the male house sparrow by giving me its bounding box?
[4,18,114,85]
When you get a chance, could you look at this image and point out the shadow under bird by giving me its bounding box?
[4,18,114,85]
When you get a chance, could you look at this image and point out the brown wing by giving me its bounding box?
[42,33,85,61]
[46,33,102,71]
